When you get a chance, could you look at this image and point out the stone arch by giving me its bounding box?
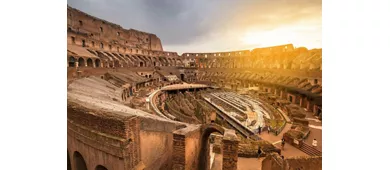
[73,151,88,170]
[87,58,93,67]
[78,58,85,67]
[114,60,120,67]
[69,56,76,67]
[103,60,109,68]
[68,149,71,170]
[95,59,101,68]
[199,124,225,170]
[95,165,107,170]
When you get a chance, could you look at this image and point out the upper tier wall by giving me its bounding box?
[67,5,163,51]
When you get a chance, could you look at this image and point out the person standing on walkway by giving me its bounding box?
[267,126,270,134]
[312,139,317,147]
[281,138,285,150]
[258,125,262,134]
[257,146,262,158]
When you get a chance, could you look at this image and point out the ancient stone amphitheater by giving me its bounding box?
[67,5,322,170]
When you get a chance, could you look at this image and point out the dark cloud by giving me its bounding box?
[67,0,321,53]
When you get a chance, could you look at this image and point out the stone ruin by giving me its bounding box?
[67,5,322,170]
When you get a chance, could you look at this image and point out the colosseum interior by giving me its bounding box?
[67,5,322,170]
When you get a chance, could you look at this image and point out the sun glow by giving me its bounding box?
[241,28,296,47]
[240,24,320,48]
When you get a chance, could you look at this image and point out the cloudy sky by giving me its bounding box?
[68,0,322,54]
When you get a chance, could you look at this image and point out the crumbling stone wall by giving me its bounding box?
[222,130,239,170]
[67,104,142,169]
[172,125,239,170]
[285,156,322,170]
[261,153,322,170]
[67,105,129,138]
[67,121,127,170]
[172,125,202,170]
[67,5,163,51]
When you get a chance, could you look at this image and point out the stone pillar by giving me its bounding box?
[280,90,283,98]
[75,61,79,68]
[306,100,313,112]
[300,97,304,107]
[222,130,239,170]
[292,95,296,104]
[100,62,104,68]
[313,105,318,115]
[124,118,141,169]
[172,134,186,170]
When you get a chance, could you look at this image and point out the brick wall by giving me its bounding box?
[185,129,201,170]
[172,125,203,170]
[67,105,130,138]
[222,130,240,170]
[172,133,186,170]
[262,153,322,170]
[67,104,141,170]
[285,156,322,170]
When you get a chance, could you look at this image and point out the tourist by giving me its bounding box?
[312,139,317,147]
[258,126,262,134]
[267,126,270,134]
[257,146,262,158]
[281,138,285,150]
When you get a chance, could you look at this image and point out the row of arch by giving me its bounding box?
[68,56,101,68]
[68,150,107,170]
[68,52,183,68]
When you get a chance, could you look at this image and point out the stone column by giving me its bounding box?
[75,61,79,68]
[124,118,141,169]
[306,100,312,112]
[313,105,318,115]
[222,130,239,170]
[172,134,186,170]
[292,95,296,104]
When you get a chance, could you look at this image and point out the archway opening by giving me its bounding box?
[69,56,76,67]
[78,58,85,67]
[87,58,93,67]
[153,61,156,66]
[199,125,225,170]
[95,165,107,170]
[114,60,120,67]
[68,149,71,170]
[95,59,101,68]
[140,62,144,67]
[180,74,185,81]
[73,151,87,170]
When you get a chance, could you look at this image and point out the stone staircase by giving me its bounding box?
[299,142,322,156]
